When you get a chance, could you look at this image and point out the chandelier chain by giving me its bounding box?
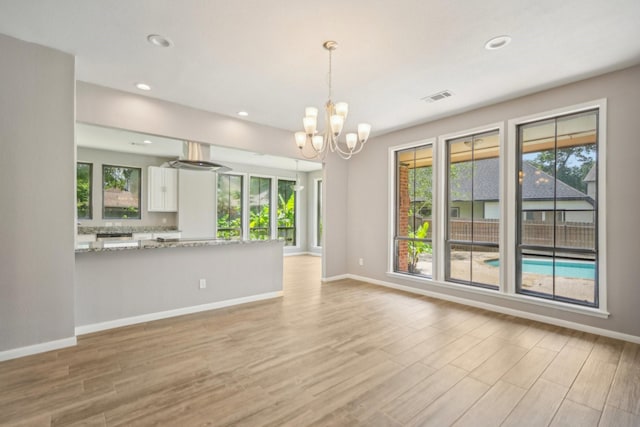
[328,48,332,101]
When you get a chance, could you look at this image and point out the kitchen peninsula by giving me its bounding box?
[75,238,284,334]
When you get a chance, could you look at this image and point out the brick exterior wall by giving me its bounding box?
[398,165,409,271]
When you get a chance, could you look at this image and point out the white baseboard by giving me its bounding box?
[75,291,283,336]
[0,336,77,362]
[322,274,350,283]
[284,251,321,257]
[347,273,640,345]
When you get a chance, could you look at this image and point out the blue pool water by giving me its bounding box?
[485,259,595,280]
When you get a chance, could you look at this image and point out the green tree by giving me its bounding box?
[103,166,134,191]
[529,145,595,193]
[249,204,270,240]
[76,163,91,218]
[408,166,432,218]
[408,222,431,273]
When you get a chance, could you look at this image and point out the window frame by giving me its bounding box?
[388,138,437,277]
[76,162,93,221]
[101,164,142,220]
[395,143,436,278]
[216,172,244,240]
[443,128,502,290]
[510,103,605,310]
[248,174,273,241]
[277,177,298,247]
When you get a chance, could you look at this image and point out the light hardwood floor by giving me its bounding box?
[1,256,639,426]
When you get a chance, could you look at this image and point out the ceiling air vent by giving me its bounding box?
[422,90,454,103]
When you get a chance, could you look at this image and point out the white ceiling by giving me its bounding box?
[1,1,639,137]
[76,123,322,172]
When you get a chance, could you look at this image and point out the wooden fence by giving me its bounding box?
[446,219,595,249]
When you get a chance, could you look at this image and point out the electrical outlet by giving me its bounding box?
[105,222,113,227]
[359,258,364,266]
[162,217,167,224]
[115,222,122,227]
[199,278,207,289]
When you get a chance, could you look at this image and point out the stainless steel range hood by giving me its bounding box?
[169,141,230,172]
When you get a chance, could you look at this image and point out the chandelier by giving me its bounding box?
[294,41,371,160]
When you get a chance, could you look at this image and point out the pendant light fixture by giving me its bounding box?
[294,41,371,160]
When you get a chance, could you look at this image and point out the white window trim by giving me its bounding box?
[387,101,608,318]
[312,177,323,249]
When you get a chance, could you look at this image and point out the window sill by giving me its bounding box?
[385,271,609,319]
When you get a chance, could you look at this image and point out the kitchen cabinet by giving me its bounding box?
[148,167,178,212]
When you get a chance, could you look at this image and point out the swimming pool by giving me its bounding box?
[485,258,595,280]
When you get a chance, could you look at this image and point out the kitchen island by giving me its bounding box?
[75,238,284,334]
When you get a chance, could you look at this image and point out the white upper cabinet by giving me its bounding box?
[148,166,178,212]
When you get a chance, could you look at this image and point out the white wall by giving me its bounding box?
[0,34,76,353]
[345,64,640,337]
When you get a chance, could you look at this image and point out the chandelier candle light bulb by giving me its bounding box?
[294,40,371,160]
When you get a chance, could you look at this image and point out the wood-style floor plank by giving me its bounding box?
[1,256,638,426]
[501,378,568,427]
[452,380,527,427]
[549,399,600,427]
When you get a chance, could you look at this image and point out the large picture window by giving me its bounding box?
[445,130,500,288]
[516,110,598,306]
[76,162,92,220]
[249,176,271,240]
[217,174,243,239]
[394,144,433,277]
[390,102,604,312]
[277,179,297,246]
[102,165,141,219]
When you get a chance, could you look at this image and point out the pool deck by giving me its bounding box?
[413,251,596,304]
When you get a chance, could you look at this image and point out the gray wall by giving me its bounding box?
[76,82,306,160]
[323,156,349,278]
[0,34,75,351]
[77,147,178,227]
[345,64,640,337]
[76,242,283,327]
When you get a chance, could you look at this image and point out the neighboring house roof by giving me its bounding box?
[448,158,590,202]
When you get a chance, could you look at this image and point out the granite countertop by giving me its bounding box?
[77,226,179,235]
[75,238,282,253]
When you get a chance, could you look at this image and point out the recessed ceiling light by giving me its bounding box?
[147,34,172,48]
[143,139,153,144]
[135,82,151,91]
[485,35,512,50]
[238,111,249,117]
